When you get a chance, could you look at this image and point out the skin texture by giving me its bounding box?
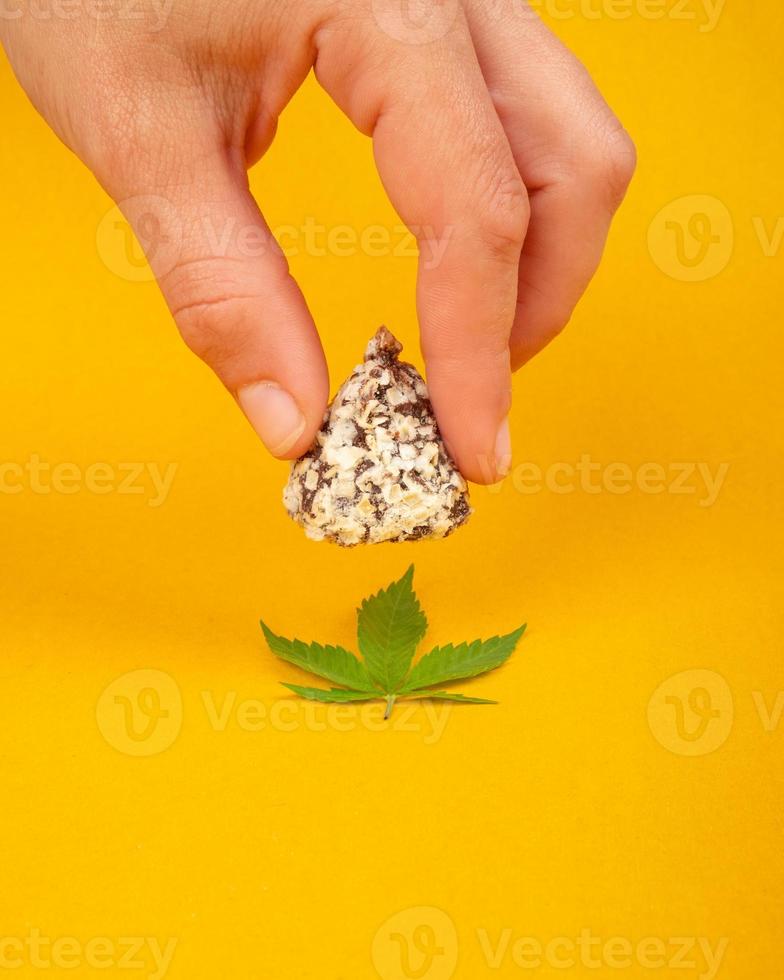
[0,0,635,483]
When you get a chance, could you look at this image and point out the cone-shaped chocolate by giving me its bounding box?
[284,327,472,546]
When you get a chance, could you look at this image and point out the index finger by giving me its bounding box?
[315,9,528,483]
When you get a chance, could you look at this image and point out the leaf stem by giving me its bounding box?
[384,695,396,720]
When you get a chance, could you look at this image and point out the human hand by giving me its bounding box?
[1,0,634,483]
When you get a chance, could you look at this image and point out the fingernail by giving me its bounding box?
[495,417,512,478]
[237,382,306,457]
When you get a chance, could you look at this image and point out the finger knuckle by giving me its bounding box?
[164,257,263,370]
[582,125,637,210]
[605,128,637,205]
[476,167,530,260]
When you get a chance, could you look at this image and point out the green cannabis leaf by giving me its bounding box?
[261,566,525,719]
[356,564,427,692]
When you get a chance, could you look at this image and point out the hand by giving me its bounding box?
[1,0,635,483]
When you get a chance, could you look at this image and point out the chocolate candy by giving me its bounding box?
[283,326,472,546]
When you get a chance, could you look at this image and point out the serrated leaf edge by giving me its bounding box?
[401,624,526,693]
[261,620,379,692]
[280,684,379,702]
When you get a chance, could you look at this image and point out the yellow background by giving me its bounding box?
[1,3,782,978]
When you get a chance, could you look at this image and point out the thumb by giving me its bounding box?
[112,143,328,459]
